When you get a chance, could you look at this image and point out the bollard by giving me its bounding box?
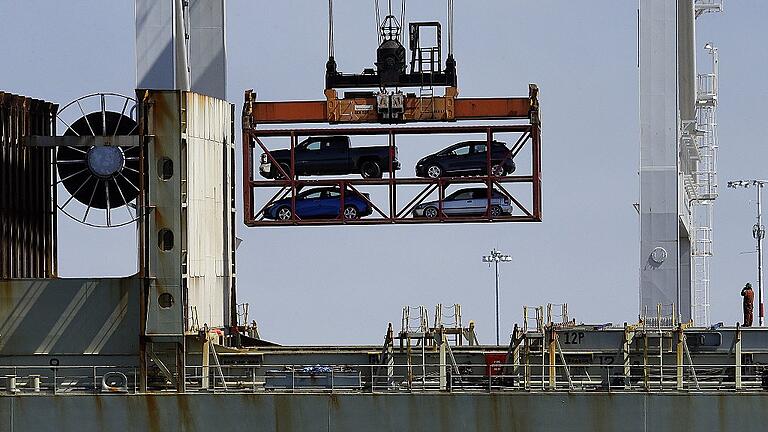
[7,375,18,394]
[31,375,41,392]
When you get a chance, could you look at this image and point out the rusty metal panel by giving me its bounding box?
[4,393,768,431]
[247,97,533,124]
[250,99,328,124]
[454,97,532,120]
[0,278,140,356]
[140,90,185,336]
[139,90,234,335]
[245,85,538,125]
[0,92,58,280]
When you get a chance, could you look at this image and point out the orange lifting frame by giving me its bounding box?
[244,85,539,125]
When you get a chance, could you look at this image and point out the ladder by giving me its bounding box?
[418,48,437,118]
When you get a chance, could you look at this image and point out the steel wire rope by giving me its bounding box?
[328,0,334,57]
[400,0,407,45]
[375,0,382,44]
[447,0,454,56]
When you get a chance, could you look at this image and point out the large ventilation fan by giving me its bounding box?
[55,93,141,228]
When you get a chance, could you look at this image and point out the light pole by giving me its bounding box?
[482,249,512,345]
[728,180,767,326]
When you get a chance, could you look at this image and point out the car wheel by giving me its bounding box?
[491,164,505,177]
[490,205,502,217]
[343,205,359,220]
[424,206,439,219]
[426,165,442,179]
[507,161,516,174]
[277,206,292,220]
[360,160,383,179]
[274,163,291,180]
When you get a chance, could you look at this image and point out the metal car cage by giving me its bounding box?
[244,124,540,226]
[242,85,541,227]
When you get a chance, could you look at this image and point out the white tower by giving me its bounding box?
[638,0,722,324]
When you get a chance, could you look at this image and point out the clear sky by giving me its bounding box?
[1,1,767,344]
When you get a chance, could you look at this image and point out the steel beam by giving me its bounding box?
[27,136,141,148]
[244,86,538,125]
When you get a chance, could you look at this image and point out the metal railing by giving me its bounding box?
[1,362,765,395]
[697,73,718,103]
[0,365,139,395]
[181,363,768,394]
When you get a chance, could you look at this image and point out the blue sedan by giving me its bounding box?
[264,187,372,220]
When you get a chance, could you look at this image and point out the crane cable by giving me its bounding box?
[328,0,334,57]
[400,0,407,45]
[447,0,454,56]
[375,0,382,44]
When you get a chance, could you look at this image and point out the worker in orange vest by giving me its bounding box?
[742,283,754,327]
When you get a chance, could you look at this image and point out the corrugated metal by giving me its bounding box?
[184,92,233,328]
[0,92,58,279]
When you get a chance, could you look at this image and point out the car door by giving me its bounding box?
[470,143,490,174]
[296,190,324,218]
[470,189,493,214]
[322,188,343,217]
[442,190,474,215]
[322,138,349,173]
[295,138,323,175]
[444,144,472,174]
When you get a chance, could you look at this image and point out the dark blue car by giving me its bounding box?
[264,187,372,220]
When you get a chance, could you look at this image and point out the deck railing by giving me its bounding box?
[0,363,765,395]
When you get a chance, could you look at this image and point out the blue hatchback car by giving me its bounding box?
[264,187,372,220]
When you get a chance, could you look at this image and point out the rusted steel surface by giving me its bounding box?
[2,393,767,432]
[454,97,531,120]
[532,123,542,220]
[248,97,532,124]
[137,90,236,334]
[244,85,538,125]
[249,124,532,137]
[0,92,58,279]
[250,99,328,124]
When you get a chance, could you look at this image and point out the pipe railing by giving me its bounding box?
[0,363,765,395]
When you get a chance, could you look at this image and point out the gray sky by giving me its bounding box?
[1,1,767,344]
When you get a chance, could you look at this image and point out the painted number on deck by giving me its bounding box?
[563,332,585,345]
